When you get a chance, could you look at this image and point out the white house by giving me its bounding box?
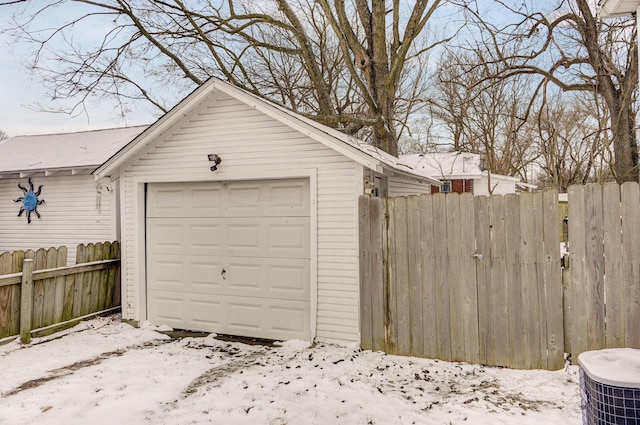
[0,126,147,263]
[400,152,530,196]
[93,77,439,344]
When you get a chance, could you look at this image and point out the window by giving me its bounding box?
[441,180,452,193]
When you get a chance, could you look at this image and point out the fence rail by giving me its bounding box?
[360,183,640,371]
[0,241,120,343]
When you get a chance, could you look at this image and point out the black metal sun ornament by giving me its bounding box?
[14,178,45,224]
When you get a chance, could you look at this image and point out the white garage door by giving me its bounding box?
[146,179,310,340]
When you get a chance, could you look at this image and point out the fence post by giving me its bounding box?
[20,259,34,344]
[562,253,572,357]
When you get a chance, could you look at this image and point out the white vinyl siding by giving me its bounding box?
[0,174,116,264]
[473,176,517,196]
[119,93,362,343]
[387,175,433,197]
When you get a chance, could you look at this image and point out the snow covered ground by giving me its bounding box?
[0,315,582,424]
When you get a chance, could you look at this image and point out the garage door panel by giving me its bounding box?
[147,183,225,217]
[226,218,309,258]
[149,254,309,300]
[225,257,310,300]
[226,179,309,217]
[146,178,310,340]
[147,218,224,255]
[148,254,223,293]
[267,221,309,258]
[149,187,185,216]
[226,223,261,254]
[191,186,224,212]
[151,259,185,289]
[225,299,310,340]
[148,294,184,323]
[190,299,223,327]
[150,223,185,249]
[148,217,309,258]
[147,291,310,340]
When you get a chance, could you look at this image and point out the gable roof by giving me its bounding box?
[93,77,439,185]
[0,126,147,177]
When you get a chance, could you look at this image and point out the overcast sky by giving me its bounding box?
[0,8,155,138]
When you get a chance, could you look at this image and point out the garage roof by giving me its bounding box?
[0,126,147,177]
[93,77,440,185]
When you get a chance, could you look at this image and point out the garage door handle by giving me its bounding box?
[221,268,226,280]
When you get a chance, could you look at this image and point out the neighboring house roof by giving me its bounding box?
[94,77,440,185]
[401,152,486,180]
[599,0,640,16]
[0,126,148,177]
[400,151,521,184]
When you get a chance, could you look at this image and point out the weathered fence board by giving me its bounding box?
[393,197,411,356]
[585,185,605,351]
[620,183,640,349]
[459,193,479,365]
[543,189,564,370]
[432,193,451,362]
[419,195,438,359]
[474,195,491,366]
[407,195,424,358]
[490,195,510,368]
[370,198,385,352]
[359,196,373,351]
[446,193,465,363]
[602,183,624,349]
[519,192,541,369]
[568,185,587,360]
[0,241,120,342]
[504,194,523,369]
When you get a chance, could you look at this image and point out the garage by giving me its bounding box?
[94,77,438,343]
[145,178,311,340]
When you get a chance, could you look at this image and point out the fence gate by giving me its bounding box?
[359,190,564,370]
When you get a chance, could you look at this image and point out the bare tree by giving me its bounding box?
[3,0,451,157]
[535,88,613,190]
[427,48,540,180]
[0,129,8,141]
[460,0,638,182]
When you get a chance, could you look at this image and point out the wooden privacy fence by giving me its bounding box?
[0,241,121,343]
[360,183,640,370]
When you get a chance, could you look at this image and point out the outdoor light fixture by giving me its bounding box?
[208,154,222,171]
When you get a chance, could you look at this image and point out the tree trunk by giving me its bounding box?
[609,103,638,182]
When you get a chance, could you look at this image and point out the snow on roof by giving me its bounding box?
[400,152,484,180]
[0,126,148,174]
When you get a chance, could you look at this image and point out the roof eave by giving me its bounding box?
[0,166,95,178]
[385,165,441,186]
[598,0,640,16]
[94,80,217,179]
